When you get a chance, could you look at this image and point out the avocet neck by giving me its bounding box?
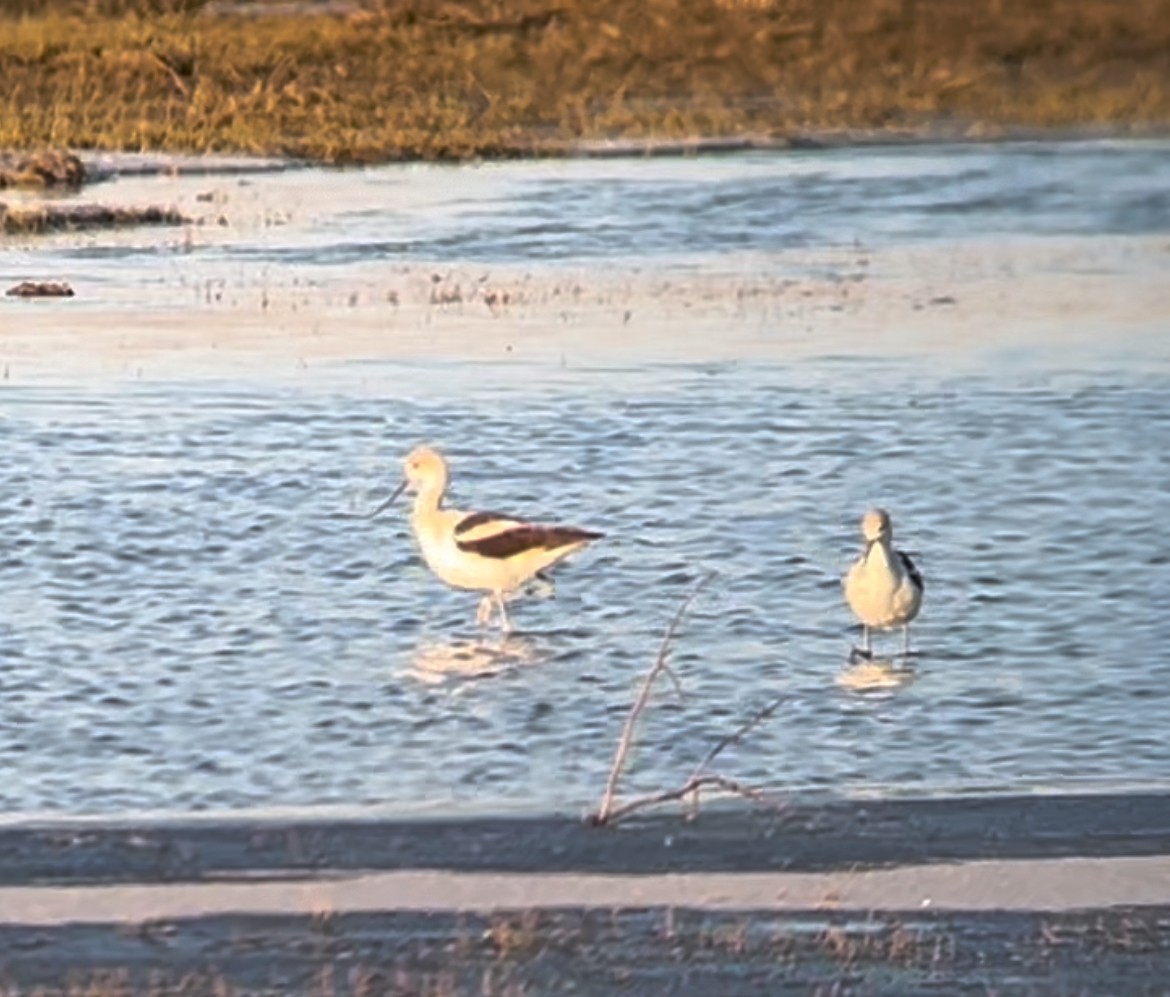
[864,537,894,571]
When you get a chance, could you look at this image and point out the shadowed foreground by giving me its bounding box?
[1,793,1168,994]
[2,905,1169,995]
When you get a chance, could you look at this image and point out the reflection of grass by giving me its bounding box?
[1,0,1168,162]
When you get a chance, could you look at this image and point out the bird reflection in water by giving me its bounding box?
[408,633,545,687]
[836,656,917,693]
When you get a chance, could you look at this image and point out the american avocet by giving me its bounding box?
[843,508,924,659]
[369,446,604,631]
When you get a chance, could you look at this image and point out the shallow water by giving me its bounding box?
[0,140,1168,817]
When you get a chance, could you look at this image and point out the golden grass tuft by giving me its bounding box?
[0,201,188,234]
[1,0,1169,162]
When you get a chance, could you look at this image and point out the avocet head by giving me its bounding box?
[861,508,892,543]
[368,446,448,518]
[402,446,448,490]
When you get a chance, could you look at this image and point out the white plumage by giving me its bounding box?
[843,508,924,658]
[370,446,603,631]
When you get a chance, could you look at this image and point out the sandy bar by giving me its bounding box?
[2,856,1169,925]
[2,237,1169,386]
[4,160,1168,385]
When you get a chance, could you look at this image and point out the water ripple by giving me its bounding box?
[0,363,1167,815]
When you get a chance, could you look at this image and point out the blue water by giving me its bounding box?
[220,141,1170,265]
[0,140,1168,817]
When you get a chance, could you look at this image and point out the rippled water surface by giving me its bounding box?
[186,139,1170,266]
[1,140,1168,816]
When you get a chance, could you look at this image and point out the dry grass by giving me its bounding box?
[0,202,188,234]
[1,0,1169,162]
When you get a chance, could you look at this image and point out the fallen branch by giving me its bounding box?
[593,572,714,826]
[589,573,789,827]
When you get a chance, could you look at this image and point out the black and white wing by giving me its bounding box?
[454,510,603,560]
[897,549,924,593]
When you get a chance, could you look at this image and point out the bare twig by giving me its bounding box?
[596,774,781,827]
[688,695,786,782]
[678,696,787,820]
[594,572,715,826]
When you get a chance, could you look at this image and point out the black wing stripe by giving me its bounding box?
[457,525,604,560]
[453,510,516,536]
[898,550,924,592]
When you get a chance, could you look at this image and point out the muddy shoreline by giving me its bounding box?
[11,124,1170,191]
[0,792,1168,994]
[2,790,1168,886]
[5,130,1169,242]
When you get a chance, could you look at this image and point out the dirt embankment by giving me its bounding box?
[2,0,1169,163]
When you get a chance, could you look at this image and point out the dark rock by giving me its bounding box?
[5,280,75,298]
[0,151,86,189]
